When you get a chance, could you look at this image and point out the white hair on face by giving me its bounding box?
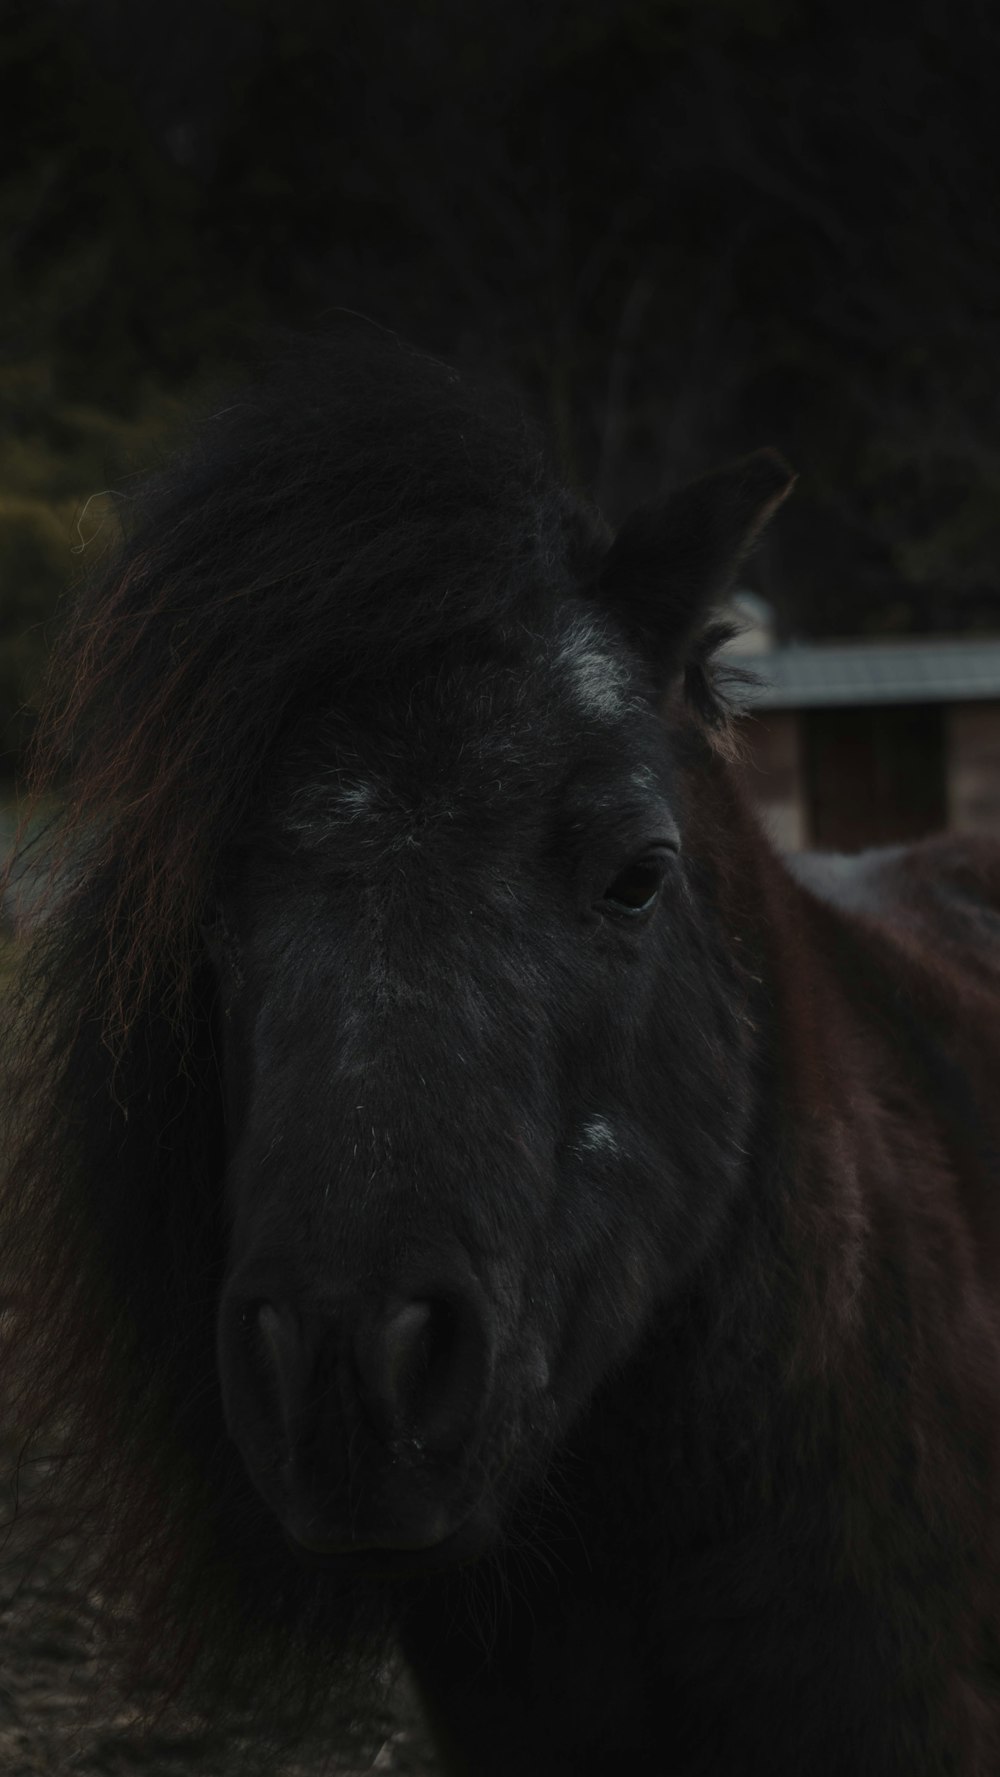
[575,1115,621,1157]
[334,779,377,817]
[556,616,631,721]
[630,765,658,793]
[282,774,382,839]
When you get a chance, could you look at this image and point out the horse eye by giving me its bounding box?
[601,856,666,919]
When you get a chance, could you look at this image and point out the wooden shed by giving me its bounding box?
[727,606,1000,854]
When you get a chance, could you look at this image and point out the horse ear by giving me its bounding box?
[598,449,795,665]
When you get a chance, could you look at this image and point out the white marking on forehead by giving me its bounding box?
[556,617,631,721]
[283,774,382,840]
[334,779,377,817]
[575,1116,621,1157]
[630,765,658,793]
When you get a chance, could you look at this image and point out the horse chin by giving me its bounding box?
[283,1507,498,1579]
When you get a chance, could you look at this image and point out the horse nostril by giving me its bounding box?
[255,1300,294,1372]
[220,1278,491,1478]
[358,1294,482,1451]
[225,1299,307,1445]
[380,1300,435,1412]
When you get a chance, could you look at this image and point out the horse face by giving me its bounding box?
[212,610,753,1571]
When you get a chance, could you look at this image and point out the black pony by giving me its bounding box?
[5,332,1000,1775]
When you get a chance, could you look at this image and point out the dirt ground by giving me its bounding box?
[0,1433,440,1777]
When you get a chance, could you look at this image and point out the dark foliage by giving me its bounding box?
[4,333,1000,1774]
[3,0,1000,773]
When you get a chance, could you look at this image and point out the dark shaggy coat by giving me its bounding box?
[4,331,1000,1776]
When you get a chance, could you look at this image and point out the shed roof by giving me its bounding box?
[727,636,1000,711]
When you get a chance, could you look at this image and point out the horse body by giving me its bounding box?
[5,334,1000,1774]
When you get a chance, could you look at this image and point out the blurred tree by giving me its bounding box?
[1,0,998,770]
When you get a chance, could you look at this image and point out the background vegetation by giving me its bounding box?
[3,0,999,773]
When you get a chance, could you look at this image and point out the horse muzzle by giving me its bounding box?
[216,1264,497,1561]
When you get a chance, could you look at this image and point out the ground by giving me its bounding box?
[0,1427,439,1777]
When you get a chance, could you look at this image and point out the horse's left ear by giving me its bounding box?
[598,449,796,667]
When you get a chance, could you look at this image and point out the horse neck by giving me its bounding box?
[653,747,868,1453]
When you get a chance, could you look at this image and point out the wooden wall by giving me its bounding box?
[737,699,1000,852]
